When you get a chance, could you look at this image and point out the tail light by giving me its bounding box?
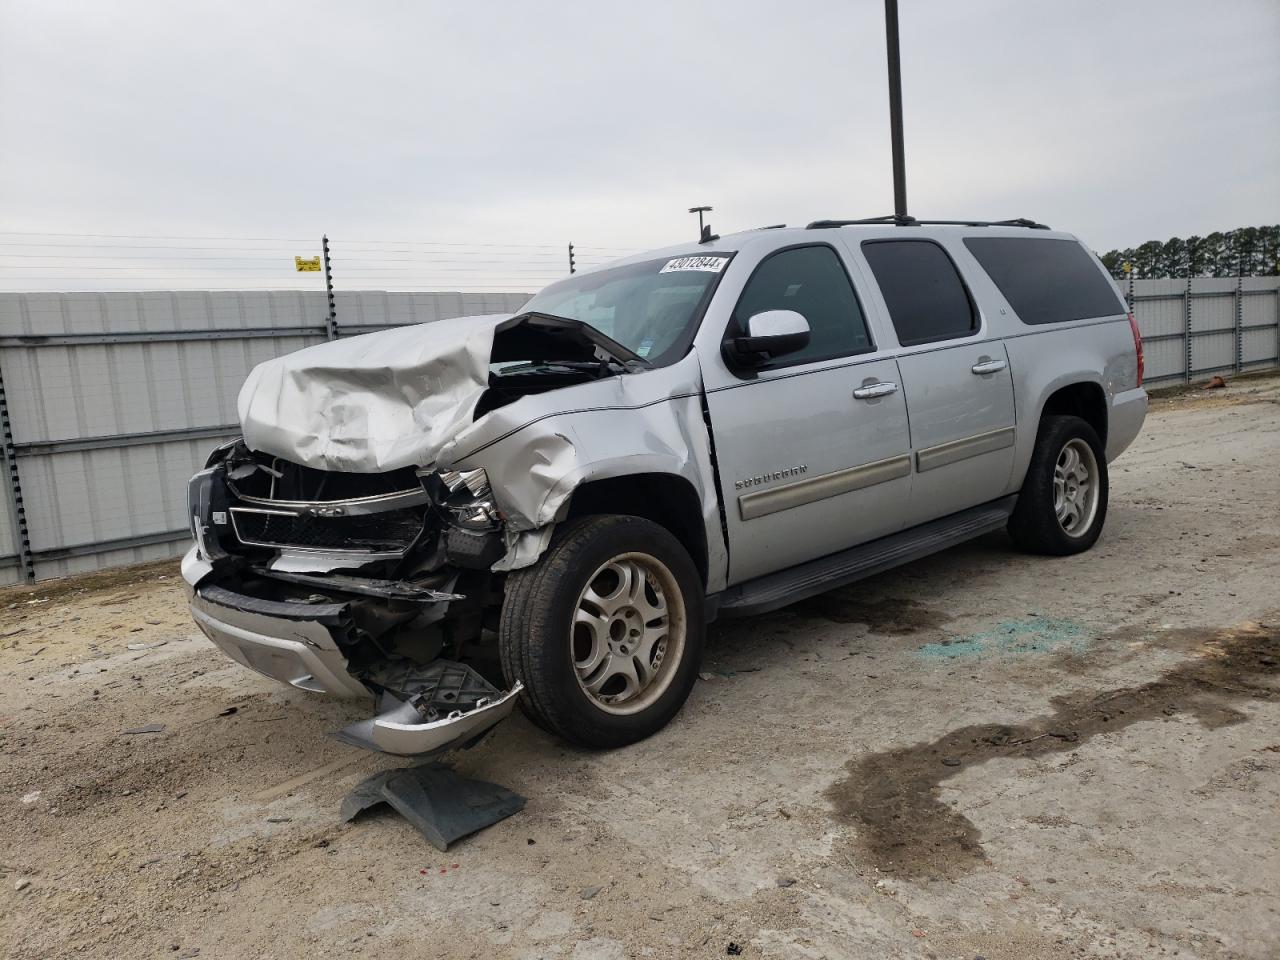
[1127,312,1144,387]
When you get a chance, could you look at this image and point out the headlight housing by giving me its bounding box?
[433,468,500,531]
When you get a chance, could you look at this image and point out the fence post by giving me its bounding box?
[322,235,338,339]
[0,355,35,582]
[568,242,576,275]
[1234,271,1244,374]
[1184,274,1194,383]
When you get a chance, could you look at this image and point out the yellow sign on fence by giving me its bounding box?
[295,256,322,272]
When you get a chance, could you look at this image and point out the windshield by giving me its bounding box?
[520,254,730,364]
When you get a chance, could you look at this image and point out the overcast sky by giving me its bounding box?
[2,0,1277,287]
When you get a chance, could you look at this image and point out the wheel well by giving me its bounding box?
[1040,382,1107,446]
[564,474,708,585]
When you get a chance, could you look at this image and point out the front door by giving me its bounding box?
[701,244,913,585]
[858,238,1017,525]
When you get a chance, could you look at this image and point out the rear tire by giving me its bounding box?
[1008,415,1108,555]
[498,515,705,749]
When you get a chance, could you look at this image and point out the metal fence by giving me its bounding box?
[1,275,1278,586]
[0,290,533,585]
[1122,275,1280,384]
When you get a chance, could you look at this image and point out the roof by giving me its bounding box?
[592,218,1079,273]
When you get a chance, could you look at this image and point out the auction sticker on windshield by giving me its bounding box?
[660,256,729,273]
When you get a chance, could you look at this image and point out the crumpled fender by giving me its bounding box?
[439,351,728,591]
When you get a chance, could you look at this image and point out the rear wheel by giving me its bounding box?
[1008,415,1108,555]
[498,515,704,748]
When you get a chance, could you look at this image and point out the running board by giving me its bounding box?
[714,496,1016,618]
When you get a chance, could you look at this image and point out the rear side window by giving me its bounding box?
[861,240,977,346]
[733,244,873,367]
[964,237,1125,325]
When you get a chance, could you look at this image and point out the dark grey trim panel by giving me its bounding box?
[738,454,910,521]
[915,425,1015,473]
[715,496,1016,618]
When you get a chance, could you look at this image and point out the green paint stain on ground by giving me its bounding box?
[916,616,1088,660]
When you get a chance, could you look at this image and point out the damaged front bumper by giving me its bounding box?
[189,578,371,699]
[183,547,521,757]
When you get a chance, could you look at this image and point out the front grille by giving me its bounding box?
[230,506,424,555]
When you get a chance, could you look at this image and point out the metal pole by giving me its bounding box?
[884,0,908,221]
[1184,274,1194,382]
[0,355,35,582]
[1234,269,1244,374]
[322,235,338,340]
[568,242,576,275]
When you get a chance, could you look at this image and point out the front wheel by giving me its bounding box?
[498,515,705,749]
[1007,414,1108,555]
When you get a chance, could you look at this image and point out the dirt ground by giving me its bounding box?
[3,374,1279,960]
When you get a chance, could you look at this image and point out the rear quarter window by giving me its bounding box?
[963,237,1125,325]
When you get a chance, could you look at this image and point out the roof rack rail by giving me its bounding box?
[806,215,1050,230]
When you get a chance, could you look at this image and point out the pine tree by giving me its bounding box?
[1099,225,1279,279]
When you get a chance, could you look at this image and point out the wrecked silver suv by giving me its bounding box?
[185,219,1147,755]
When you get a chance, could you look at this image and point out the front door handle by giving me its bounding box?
[971,358,1008,375]
[852,381,899,400]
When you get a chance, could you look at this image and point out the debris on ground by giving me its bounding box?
[122,723,164,735]
[15,878,32,891]
[126,640,167,651]
[580,884,604,900]
[98,593,138,606]
[1203,375,1227,390]
[21,789,41,804]
[726,943,743,956]
[340,762,525,851]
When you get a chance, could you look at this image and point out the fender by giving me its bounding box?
[1004,319,1133,491]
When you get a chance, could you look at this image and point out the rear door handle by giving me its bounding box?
[971,359,1008,375]
[852,381,899,400]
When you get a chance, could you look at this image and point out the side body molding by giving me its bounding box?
[915,426,1016,473]
[738,454,912,521]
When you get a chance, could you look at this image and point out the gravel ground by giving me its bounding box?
[2,374,1278,960]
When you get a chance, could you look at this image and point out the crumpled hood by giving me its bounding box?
[238,314,509,473]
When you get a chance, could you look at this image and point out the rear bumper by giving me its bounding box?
[1107,387,1147,462]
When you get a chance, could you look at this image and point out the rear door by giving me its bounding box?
[857,238,1017,527]
[700,243,912,585]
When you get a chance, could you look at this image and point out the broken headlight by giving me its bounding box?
[428,468,500,532]
[437,467,490,499]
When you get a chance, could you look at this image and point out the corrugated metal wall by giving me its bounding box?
[1126,276,1280,383]
[1,278,1278,585]
[0,290,532,584]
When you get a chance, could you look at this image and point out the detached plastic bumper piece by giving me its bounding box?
[340,763,526,851]
[335,660,522,757]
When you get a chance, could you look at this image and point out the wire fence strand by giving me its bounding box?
[0,231,636,294]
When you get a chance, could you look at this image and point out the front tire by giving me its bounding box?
[1008,415,1108,555]
[498,515,705,749]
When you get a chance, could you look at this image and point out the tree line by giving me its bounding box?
[1098,225,1280,280]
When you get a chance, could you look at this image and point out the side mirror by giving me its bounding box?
[725,310,811,365]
